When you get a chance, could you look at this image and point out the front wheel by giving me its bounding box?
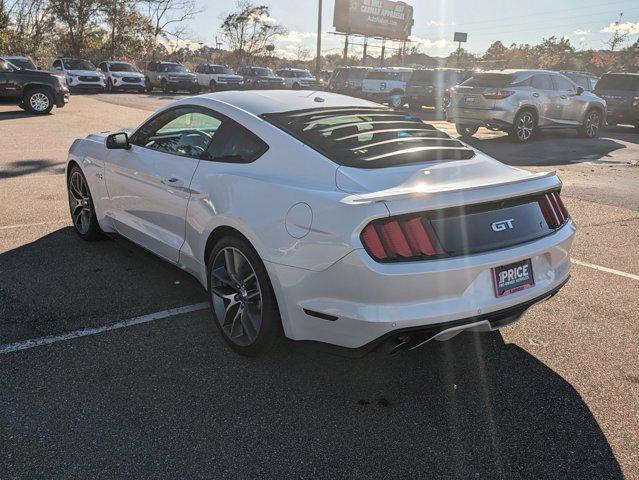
[67,166,103,241]
[579,109,601,138]
[207,235,283,356]
[456,123,479,138]
[510,110,536,143]
[24,88,54,114]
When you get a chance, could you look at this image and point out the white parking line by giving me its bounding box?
[0,219,69,230]
[0,302,209,355]
[572,259,639,281]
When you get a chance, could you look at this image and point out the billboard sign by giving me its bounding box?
[333,0,415,40]
[453,32,468,43]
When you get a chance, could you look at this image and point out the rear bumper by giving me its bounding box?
[267,220,576,350]
[447,107,516,128]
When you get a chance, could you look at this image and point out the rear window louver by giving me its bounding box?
[262,107,474,169]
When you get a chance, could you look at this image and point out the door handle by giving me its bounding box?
[532,92,540,98]
[162,176,184,188]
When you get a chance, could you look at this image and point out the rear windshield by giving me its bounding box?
[263,107,474,169]
[461,73,517,88]
[596,74,639,91]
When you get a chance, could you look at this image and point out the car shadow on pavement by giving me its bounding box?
[0,110,44,120]
[0,318,623,479]
[0,227,206,343]
[0,159,64,179]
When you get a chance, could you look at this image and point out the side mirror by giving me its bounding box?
[576,86,584,95]
[106,132,131,150]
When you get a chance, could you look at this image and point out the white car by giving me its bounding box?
[66,91,575,356]
[52,58,106,91]
[275,68,319,90]
[362,67,413,108]
[194,64,243,92]
[98,61,146,92]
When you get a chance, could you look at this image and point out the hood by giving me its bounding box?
[335,150,560,215]
[112,71,144,78]
[67,69,102,76]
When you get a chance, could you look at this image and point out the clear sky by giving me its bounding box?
[186,0,639,58]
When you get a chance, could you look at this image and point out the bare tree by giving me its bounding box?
[144,0,201,56]
[605,12,629,51]
[4,0,55,56]
[220,1,287,67]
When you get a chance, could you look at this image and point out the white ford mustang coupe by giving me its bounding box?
[66,90,575,356]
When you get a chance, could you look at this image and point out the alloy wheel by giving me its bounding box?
[29,92,50,112]
[210,247,263,347]
[585,111,600,137]
[68,171,91,235]
[516,112,534,142]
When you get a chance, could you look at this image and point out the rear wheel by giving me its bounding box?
[510,109,536,143]
[579,109,601,138]
[207,235,283,357]
[456,123,479,138]
[24,88,54,114]
[292,82,301,90]
[388,91,404,109]
[67,165,103,241]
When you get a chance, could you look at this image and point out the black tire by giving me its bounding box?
[67,165,103,241]
[388,90,404,109]
[209,80,217,92]
[207,234,283,357]
[145,78,153,93]
[408,101,422,111]
[292,82,301,90]
[161,79,169,94]
[456,123,479,138]
[579,108,602,138]
[509,109,536,143]
[24,88,54,114]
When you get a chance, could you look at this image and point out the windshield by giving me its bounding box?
[212,66,234,74]
[64,59,96,70]
[596,74,639,91]
[6,58,36,69]
[461,73,517,88]
[110,63,138,73]
[264,107,474,169]
[252,67,274,77]
[162,64,187,73]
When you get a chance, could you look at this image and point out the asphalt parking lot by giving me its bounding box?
[1,92,638,479]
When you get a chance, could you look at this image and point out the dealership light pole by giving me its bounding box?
[315,0,322,79]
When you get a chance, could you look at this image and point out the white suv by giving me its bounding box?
[275,68,318,90]
[52,58,106,91]
[362,67,413,108]
[98,61,146,92]
[194,64,243,92]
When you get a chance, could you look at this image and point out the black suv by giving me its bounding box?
[328,67,370,96]
[405,68,471,111]
[594,73,639,130]
[0,57,69,114]
[236,67,285,89]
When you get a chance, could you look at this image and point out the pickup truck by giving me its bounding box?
[0,57,69,114]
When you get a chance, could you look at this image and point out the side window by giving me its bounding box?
[589,77,598,90]
[206,121,268,163]
[531,75,553,90]
[53,59,62,70]
[554,75,576,92]
[132,107,223,159]
[99,63,108,72]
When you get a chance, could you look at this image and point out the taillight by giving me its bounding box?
[483,90,515,100]
[361,217,444,261]
[538,191,570,229]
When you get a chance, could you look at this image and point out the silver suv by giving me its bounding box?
[447,69,606,143]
